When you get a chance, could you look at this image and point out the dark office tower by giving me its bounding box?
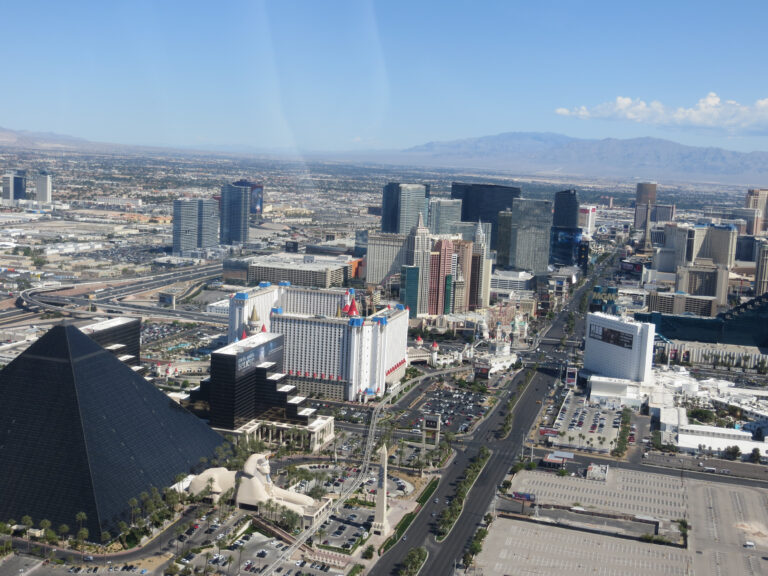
[577,238,591,274]
[0,324,225,539]
[450,182,522,249]
[756,240,768,296]
[550,227,583,267]
[400,265,420,319]
[80,317,142,368]
[636,182,657,206]
[553,189,580,228]
[381,183,428,234]
[209,332,315,430]
[496,198,553,275]
[220,180,253,245]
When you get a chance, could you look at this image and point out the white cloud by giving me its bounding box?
[556,93,768,131]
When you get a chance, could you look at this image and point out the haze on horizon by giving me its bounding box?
[3,0,768,154]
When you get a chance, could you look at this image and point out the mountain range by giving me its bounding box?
[400,132,768,184]
[2,125,768,184]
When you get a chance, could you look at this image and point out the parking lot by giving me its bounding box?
[395,386,491,436]
[510,468,687,519]
[687,479,768,576]
[545,390,625,451]
[476,517,689,576]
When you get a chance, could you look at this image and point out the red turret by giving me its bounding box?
[261,324,267,333]
[348,298,359,316]
[242,329,247,340]
[432,341,439,349]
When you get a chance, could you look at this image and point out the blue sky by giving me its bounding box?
[3,1,768,152]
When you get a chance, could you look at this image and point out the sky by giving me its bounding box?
[3,1,768,153]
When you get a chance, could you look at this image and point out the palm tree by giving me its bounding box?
[21,515,32,552]
[58,524,70,542]
[76,528,89,561]
[567,435,575,446]
[128,498,139,527]
[117,521,129,549]
[75,511,87,534]
[39,519,52,544]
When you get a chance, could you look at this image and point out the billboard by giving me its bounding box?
[539,427,560,437]
[512,492,536,502]
[234,335,284,377]
[250,185,264,214]
[565,366,578,386]
[588,323,633,350]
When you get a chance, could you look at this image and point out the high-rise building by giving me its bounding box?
[2,172,26,203]
[452,239,474,313]
[496,198,553,275]
[553,189,579,228]
[34,171,52,203]
[427,198,462,234]
[577,238,591,274]
[400,266,420,318]
[746,188,768,234]
[584,313,655,384]
[634,203,676,229]
[755,239,768,296]
[209,332,290,430]
[365,232,407,285]
[225,285,408,400]
[469,222,491,310]
[550,227,583,267]
[451,182,521,249]
[428,239,454,315]
[173,198,219,256]
[675,263,729,306]
[578,205,597,236]
[404,213,432,316]
[381,183,428,234]
[636,182,657,206]
[220,181,252,245]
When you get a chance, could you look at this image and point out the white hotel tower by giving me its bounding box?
[227,283,408,401]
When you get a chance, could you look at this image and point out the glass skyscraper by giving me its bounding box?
[497,198,553,275]
[450,182,521,249]
[173,198,219,256]
[553,189,580,228]
[381,182,428,234]
[220,181,252,245]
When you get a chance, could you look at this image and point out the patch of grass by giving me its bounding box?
[416,478,439,506]
[380,512,417,554]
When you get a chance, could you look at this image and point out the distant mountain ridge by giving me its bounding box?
[403,132,768,184]
[2,124,768,184]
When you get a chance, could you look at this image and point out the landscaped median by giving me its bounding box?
[436,446,491,541]
[379,512,417,554]
[415,477,439,507]
[398,546,428,576]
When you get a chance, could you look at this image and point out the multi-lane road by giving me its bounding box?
[370,256,616,575]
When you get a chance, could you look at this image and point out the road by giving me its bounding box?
[370,254,618,575]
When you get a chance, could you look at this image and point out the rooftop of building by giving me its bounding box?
[80,316,138,334]
[213,332,282,356]
[492,269,534,280]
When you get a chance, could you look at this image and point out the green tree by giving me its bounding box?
[75,511,87,533]
[750,447,762,464]
[58,524,70,540]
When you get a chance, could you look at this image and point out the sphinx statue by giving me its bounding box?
[237,453,315,516]
[187,453,316,517]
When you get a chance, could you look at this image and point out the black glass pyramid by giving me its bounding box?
[0,324,225,538]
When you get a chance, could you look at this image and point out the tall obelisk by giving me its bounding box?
[372,444,390,535]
